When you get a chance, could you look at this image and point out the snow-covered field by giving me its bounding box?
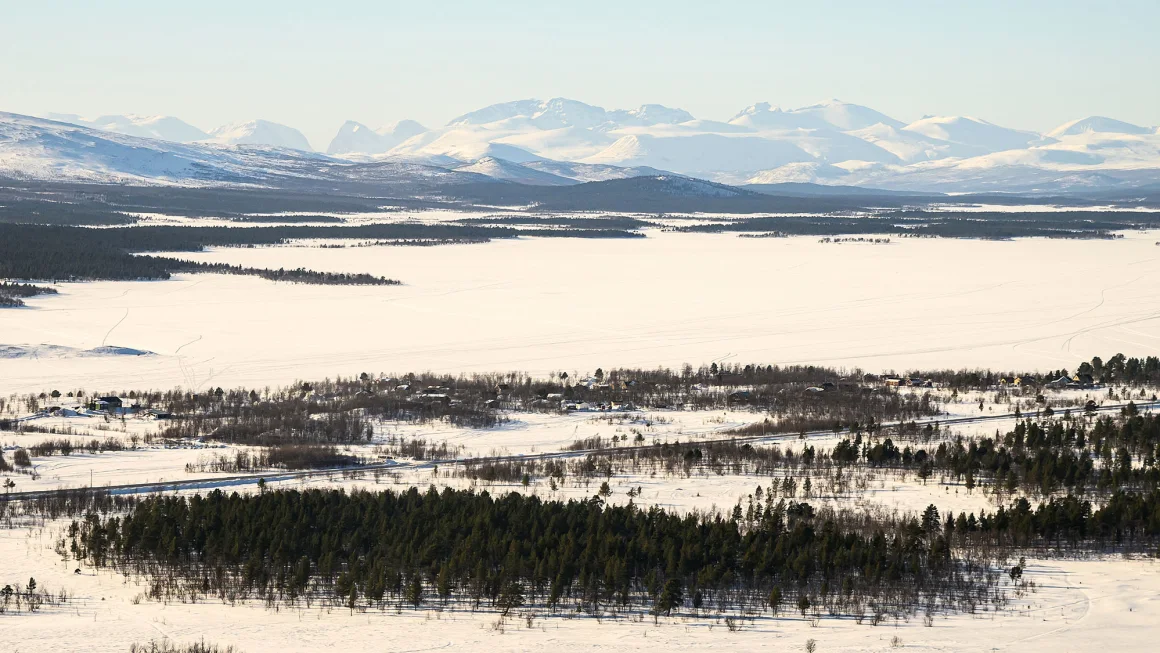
[4,230,1160,395]
[3,404,1156,652]
[4,226,1160,652]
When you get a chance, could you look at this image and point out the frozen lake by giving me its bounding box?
[3,230,1160,394]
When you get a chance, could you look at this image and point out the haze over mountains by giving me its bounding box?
[11,98,1160,194]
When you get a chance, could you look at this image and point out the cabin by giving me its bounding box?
[89,396,123,412]
[727,390,754,405]
[1072,373,1095,387]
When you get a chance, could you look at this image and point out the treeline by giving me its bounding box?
[673,211,1160,240]
[160,260,400,286]
[0,281,57,307]
[68,486,1000,621]
[454,411,1160,503]
[455,215,655,230]
[82,366,933,451]
[25,437,125,457]
[923,490,1160,551]
[0,487,136,528]
[0,183,401,223]
[154,383,502,446]
[128,641,239,653]
[884,352,1160,389]
[0,222,639,282]
[834,409,1160,497]
[0,198,135,226]
[185,445,361,473]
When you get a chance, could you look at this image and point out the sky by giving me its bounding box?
[3,0,1158,151]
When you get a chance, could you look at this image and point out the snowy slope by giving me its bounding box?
[847,123,983,162]
[729,99,903,131]
[582,133,815,176]
[326,119,428,155]
[15,96,1160,193]
[0,112,358,185]
[791,98,906,131]
[447,98,695,131]
[0,111,645,191]
[1047,116,1152,138]
[205,119,313,151]
[454,157,577,186]
[44,113,209,143]
[729,102,830,130]
[902,116,1044,153]
[521,160,667,182]
[744,161,852,184]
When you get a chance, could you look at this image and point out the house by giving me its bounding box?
[728,390,754,404]
[1046,375,1073,389]
[1014,376,1036,387]
[90,396,123,411]
[884,377,904,387]
[1072,373,1095,387]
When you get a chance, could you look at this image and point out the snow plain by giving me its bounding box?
[4,394,1156,653]
[3,229,1160,396]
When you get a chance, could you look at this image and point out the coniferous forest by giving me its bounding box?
[68,486,995,621]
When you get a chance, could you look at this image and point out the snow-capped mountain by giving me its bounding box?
[205,120,313,151]
[583,133,814,176]
[0,112,326,184]
[326,119,428,155]
[1046,116,1151,138]
[454,156,575,186]
[447,98,694,131]
[44,113,209,143]
[10,97,1160,193]
[0,111,653,190]
[727,100,903,132]
[521,160,667,183]
[901,116,1045,154]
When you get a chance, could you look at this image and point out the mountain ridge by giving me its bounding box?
[13,98,1160,193]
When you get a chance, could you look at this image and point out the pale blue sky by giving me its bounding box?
[3,0,1157,149]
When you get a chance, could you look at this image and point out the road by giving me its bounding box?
[3,399,1155,501]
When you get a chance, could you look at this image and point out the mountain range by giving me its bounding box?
[11,98,1160,194]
